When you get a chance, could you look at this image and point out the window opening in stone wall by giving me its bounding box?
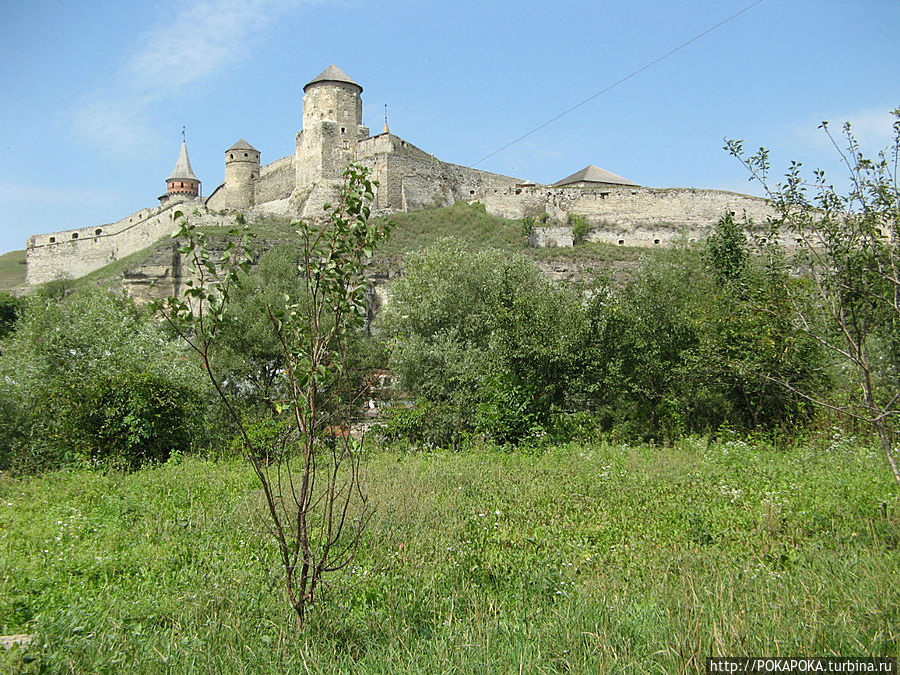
[653,239,660,244]
[72,233,79,239]
[341,127,346,133]
[244,153,248,157]
[49,237,55,243]
[469,190,475,195]
[230,154,234,160]
[618,239,624,245]
[95,228,102,235]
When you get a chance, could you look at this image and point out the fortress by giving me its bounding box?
[25,65,776,286]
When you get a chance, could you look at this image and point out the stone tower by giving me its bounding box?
[224,139,260,209]
[295,65,369,189]
[161,141,200,204]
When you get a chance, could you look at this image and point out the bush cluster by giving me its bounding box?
[381,222,826,447]
[0,287,208,472]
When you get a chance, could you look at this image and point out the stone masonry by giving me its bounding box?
[25,64,777,286]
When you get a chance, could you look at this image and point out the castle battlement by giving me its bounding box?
[25,64,776,287]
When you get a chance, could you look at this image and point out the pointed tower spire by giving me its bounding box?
[163,136,200,202]
[167,141,199,183]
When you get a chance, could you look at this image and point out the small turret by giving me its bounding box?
[164,141,201,201]
[225,139,260,209]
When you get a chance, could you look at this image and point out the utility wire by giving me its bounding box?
[472,0,764,168]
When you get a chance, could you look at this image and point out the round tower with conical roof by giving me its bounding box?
[224,139,260,209]
[296,65,370,188]
[161,141,200,204]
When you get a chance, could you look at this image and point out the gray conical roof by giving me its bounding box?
[166,141,199,182]
[552,164,637,187]
[304,65,362,92]
[227,138,258,152]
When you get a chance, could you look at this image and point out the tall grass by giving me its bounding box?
[375,202,525,257]
[0,250,26,291]
[2,439,897,672]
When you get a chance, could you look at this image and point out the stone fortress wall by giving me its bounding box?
[25,64,778,287]
[356,133,524,212]
[482,185,778,248]
[25,199,229,285]
[255,155,296,205]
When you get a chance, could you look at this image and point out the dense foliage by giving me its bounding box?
[382,228,824,447]
[0,292,22,340]
[0,287,208,471]
[213,244,387,423]
[382,239,589,445]
[727,110,900,491]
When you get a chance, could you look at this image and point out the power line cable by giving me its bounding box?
[472,0,764,168]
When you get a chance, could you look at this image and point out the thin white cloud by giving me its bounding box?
[70,0,305,154]
[793,107,897,155]
[125,0,285,96]
[71,93,157,156]
[0,182,110,206]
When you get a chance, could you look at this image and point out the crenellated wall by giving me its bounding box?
[255,155,295,204]
[25,200,230,285]
[24,67,785,287]
[482,185,778,247]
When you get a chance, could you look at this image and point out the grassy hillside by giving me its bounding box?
[28,204,654,293]
[375,202,525,255]
[1,439,897,672]
[375,202,646,264]
[0,250,26,291]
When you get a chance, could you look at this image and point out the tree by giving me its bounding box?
[575,232,824,441]
[0,288,207,471]
[155,164,390,626]
[726,109,900,493]
[589,247,709,440]
[701,212,827,431]
[0,292,22,341]
[214,244,387,420]
[381,239,590,445]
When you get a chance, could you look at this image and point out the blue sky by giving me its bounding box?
[1,0,897,255]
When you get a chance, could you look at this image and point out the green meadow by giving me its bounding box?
[2,437,897,673]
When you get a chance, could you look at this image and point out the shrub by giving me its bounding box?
[0,292,22,340]
[381,239,591,445]
[0,287,209,472]
[380,399,470,450]
[75,370,204,469]
[580,239,825,441]
[568,213,591,243]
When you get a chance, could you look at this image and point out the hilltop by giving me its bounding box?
[24,65,774,290]
[30,203,653,303]
[0,251,26,292]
